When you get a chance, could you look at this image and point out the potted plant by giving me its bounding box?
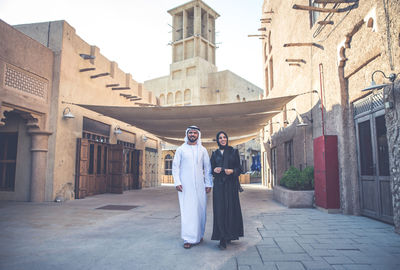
[273,166,315,208]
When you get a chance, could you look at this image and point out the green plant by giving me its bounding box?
[279,166,314,190]
[300,166,314,190]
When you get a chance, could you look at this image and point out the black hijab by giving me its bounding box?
[216,131,229,150]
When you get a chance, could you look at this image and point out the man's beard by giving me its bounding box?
[188,136,198,143]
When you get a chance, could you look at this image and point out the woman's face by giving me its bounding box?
[218,133,227,146]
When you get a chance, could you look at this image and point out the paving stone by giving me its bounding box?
[311,243,359,250]
[272,237,296,242]
[316,238,356,244]
[259,230,299,238]
[250,263,277,270]
[239,266,251,270]
[218,258,238,270]
[331,266,346,270]
[275,239,305,253]
[301,260,334,270]
[257,238,278,247]
[237,255,263,265]
[335,250,364,257]
[294,237,320,244]
[263,224,282,230]
[257,246,283,255]
[306,249,341,257]
[276,262,305,270]
[350,255,400,264]
[323,256,354,264]
[371,264,400,270]
[341,265,374,270]
[260,253,313,262]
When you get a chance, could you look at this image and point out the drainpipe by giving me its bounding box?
[319,63,325,136]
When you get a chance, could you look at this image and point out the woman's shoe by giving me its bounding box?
[218,239,227,250]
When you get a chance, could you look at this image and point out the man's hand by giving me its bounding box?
[176,185,183,192]
[224,169,234,175]
[214,167,222,173]
[205,187,211,193]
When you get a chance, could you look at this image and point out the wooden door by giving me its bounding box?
[95,144,107,194]
[133,150,141,189]
[108,144,123,194]
[75,138,89,199]
[355,111,393,223]
[87,142,96,196]
[145,148,158,187]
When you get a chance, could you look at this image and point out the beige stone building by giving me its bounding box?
[260,0,399,231]
[144,0,264,182]
[0,19,161,202]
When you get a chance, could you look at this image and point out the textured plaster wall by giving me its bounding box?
[0,20,54,201]
[385,81,400,233]
[13,20,161,200]
[261,0,400,216]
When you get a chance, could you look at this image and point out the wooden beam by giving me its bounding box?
[90,72,110,79]
[289,64,301,67]
[120,94,135,97]
[248,34,267,37]
[284,43,316,47]
[106,83,120,88]
[314,0,358,3]
[318,20,334,25]
[284,42,324,49]
[258,27,267,31]
[292,3,358,13]
[130,98,142,101]
[285,59,306,64]
[111,87,131,91]
[79,68,96,72]
[119,94,137,98]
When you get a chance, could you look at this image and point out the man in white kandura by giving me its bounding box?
[172,126,212,249]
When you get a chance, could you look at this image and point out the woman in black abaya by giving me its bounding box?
[210,131,244,250]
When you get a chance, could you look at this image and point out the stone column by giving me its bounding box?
[384,80,400,234]
[28,130,52,202]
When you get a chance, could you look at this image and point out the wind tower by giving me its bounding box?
[167,0,220,104]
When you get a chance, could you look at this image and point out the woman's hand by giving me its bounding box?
[224,169,233,175]
[214,167,222,173]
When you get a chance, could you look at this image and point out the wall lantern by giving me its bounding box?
[361,70,397,92]
[114,126,122,135]
[287,108,313,128]
[62,107,75,119]
[142,135,148,142]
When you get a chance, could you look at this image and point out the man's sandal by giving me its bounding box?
[183,243,192,249]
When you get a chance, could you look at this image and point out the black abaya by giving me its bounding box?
[210,146,244,241]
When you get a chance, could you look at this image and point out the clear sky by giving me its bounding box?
[0,0,265,89]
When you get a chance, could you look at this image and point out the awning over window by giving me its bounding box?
[77,95,296,145]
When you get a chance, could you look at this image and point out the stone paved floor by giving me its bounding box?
[0,185,399,270]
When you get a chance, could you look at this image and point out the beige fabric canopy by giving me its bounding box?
[77,95,296,145]
[158,134,259,148]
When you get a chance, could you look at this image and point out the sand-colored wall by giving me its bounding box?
[14,20,161,201]
[0,20,54,201]
[261,0,400,215]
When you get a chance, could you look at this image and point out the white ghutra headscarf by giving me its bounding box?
[184,125,202,146]
[184,126,203,164]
